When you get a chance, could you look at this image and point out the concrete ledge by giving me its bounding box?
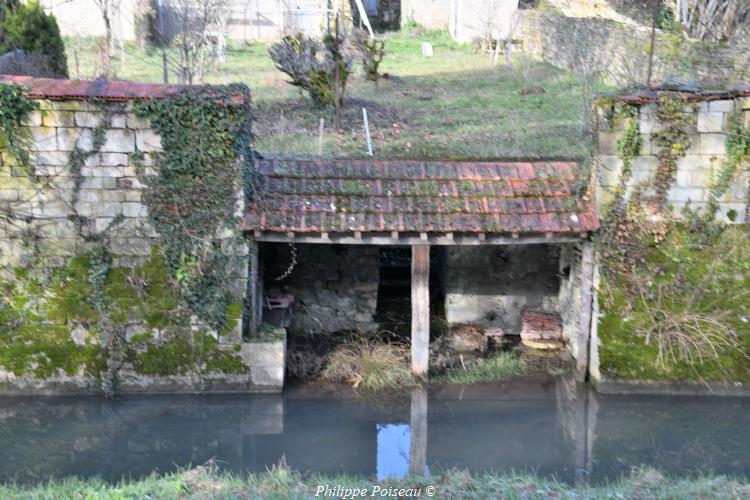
[592,377,750,396]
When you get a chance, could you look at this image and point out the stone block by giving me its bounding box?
[110,114,127,128]
[74,112,104,128]
[135,130,161,152]
[127,113,151,129]
[708,100,734,112]
[57,127,89,152]
[34,165,65,177]
[31,151,68,167]
[676,169,710,188]
[84,153,129,167]
[638,112,656,134]
[42,111,75,127]
[744,111,749,128]
[597,155,622,187]
[48,100,99,112]
[668,187,705,203]
[630,155,658,172]
[122,202,148,218]
[0,190,19,201]
[27,127,57,151]
[718,204,747,223]
[740,97,750,110]
[697,111,725,133]
[117,177,143,189]
[81,166,123,178]
[597,131,618,154]
[20,111,43,127]
[101,130,135,153]
[699,133,727,155]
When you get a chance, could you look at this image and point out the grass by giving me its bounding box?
[439,352,528,384]
[0,463,748,499]
[64,31,607,160]
[322,336,418,391]
[599,225,750,382]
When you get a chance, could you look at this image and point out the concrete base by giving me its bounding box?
[0,331,287,396]
[592,377,750,397]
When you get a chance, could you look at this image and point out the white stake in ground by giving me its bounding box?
[362,108,373,156]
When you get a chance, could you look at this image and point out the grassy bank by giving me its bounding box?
[65,31,605,160]
[1,465,748,499]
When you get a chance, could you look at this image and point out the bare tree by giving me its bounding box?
[167,0,229,84]
[92,0,121,78]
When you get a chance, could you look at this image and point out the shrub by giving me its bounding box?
[352,30,385,83]
[322,336,418,391]
[268,32,351,108]
[441,352,528,384]
[0,0,67,77]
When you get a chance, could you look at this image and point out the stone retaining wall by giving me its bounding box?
[596,96,750,223]
[0,93,284,395]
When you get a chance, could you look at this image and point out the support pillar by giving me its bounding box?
[409,386,428,476]
[411,245,430,377]
[577,242,595,380]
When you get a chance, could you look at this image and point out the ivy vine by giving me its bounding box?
[0,84,38,178]
[706,106,750,220]
[133,85,253,334]
[651,96,692,209]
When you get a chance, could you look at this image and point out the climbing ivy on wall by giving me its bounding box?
[133,85,253,333]
[0,83,254,394]
[0,84,37,176]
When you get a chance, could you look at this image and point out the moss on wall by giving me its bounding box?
[598,225,750,382]
[0,248,245,380]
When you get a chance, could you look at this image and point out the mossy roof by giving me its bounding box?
[244,159,599,235]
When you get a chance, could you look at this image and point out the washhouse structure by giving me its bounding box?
[243,159,600,377]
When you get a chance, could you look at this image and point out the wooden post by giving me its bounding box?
[409,386,428,475]
[411,245,430,377]
[577,242,595,380]
[249,240,260,337]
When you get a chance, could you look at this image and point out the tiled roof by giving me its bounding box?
[0,75,245,103]
[619,84,750,104]
[244,160,599,235]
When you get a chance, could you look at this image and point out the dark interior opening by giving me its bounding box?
[374,246,445,341]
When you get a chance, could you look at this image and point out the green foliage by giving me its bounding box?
[612,103,643,204]
[599,225,750,381]
[126,331,244,376]
[0,0,68,77]
[706,107,750,218]
[440,353,528,384]
[0,83,37,175]
[658,1,679,33]
[133,87,252,334]
[268,32,351,108]
[652,96,692,208]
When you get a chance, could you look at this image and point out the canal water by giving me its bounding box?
[0,379,748,485]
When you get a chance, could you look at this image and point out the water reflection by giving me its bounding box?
[0,379,748,485]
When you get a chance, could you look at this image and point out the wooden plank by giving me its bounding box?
[248,240,260,338]
[253,232,584,246]
[411,245,430,377]
[577,242,596,380]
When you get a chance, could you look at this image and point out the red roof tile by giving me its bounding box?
[244,160,599,236]
[0,75,245,103]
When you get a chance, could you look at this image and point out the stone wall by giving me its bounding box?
[262,243,380,336]
[442,245,560,333]
[400,0,452,29]
[0,92,284,394]
[558,243,584,360]
[514,10,750,87]
[596,96,750,223]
